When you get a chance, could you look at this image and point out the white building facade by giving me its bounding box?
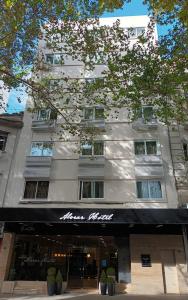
[0,16,188,295]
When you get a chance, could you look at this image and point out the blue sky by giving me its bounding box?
[7,0,170,114]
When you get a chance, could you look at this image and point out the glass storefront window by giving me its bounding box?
[8,235,118,287]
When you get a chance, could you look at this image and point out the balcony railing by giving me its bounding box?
[24,156,52,178]
[78,156,105,178]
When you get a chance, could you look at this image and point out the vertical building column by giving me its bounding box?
[0,233,15,281]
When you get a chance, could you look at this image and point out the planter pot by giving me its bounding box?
[56,282,62,295]
[100,282,107,295]
[47,283,56,296]
[107,283,115,296]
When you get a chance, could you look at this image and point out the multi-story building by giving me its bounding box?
[0,16,188,295]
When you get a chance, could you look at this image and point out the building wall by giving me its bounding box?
[130,234,188,294]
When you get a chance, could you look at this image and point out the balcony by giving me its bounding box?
[132,118,158,131]
[32,109,57,132]
[78,156,105,178]
[135,165,164,178]
[24,156,52,178]
[80,119,105,131]
[135,155,162,165]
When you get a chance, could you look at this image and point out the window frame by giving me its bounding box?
[23,181,49,199]
[127,27,145,39]
[30,141,53,156]
[83,107,104,121]
[136,180,162,199]
[79,180,104,199]
[134,140,160,156]
[81,141,104,156]
[0,133,8,151]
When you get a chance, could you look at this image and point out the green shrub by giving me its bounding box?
[106,267,115,276]
[100,270,107,283]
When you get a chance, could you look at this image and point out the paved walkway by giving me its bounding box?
[0,291,188,300]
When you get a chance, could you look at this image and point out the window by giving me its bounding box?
[83,107,104,121]
[183,143,188,161]
[81,141,104,156]
[36,109,57,121]
[127,27,145,38]
[0,133,8,151]
[136,180,162,199]
[23,181,49,199]
[138,106,154,122]
[135,141,159,155]
[79,181,104,199]
[45,53,63,64]
[30,142,53,156]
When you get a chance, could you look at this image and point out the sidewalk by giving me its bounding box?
[0,291,188,300]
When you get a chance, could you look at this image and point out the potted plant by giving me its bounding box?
[99,270,107,295]
[107,276,115,296]
[106,267,115,277]
[47,267,56,296]
[56,269,63,295]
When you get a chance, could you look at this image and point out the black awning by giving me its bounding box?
[0,208,188,224]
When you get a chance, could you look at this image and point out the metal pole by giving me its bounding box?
[182,224,188,272]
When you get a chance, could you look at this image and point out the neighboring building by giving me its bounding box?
[0,82,9,114]
[0,16,188,295]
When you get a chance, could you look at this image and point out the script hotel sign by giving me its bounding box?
[59,211,114,222]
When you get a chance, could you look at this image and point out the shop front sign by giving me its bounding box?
[59,211,114,222]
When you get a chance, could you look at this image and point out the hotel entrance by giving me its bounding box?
[8,234,118,289]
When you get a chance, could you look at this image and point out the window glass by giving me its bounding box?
[95,108,104,120]
[137,181,162,199]
[146,141,157,155]
[93,141,104,155]
[24,182,37,199]
[81,143,92,155]
[183,143,188,161]
[46,54,54,64]
[137,181,149,198]
[137,27,145,36]
[53,54,62,64]
[143,106,153,121]
[149,181,162,198]
[82,182,92,198]
[31,142,53,156]
[128,28,137,38]
[95,181,104,198]
[36,181,49,198]
[84,108,93,120]
[31,142,43,156]
[37,109,51,121]
[0,135,7,151]
[135,142,145,155]
[42,142,53,156]
[81,181,104,199]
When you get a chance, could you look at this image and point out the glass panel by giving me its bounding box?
[0,135,7,151]
[146,141,157,155]
[24,182,37,199]
[137,27,145,36]
[81,143,92,155]
[136,181,149,198]
[94,182,104,198]
[46,54,54,64]
[36,181,49,198]
[183,143,188,161]
[135,142,145,155]
[84,108,93,120]
[149,181,162,198]
[42,142,53,156]
[82,182,92,198]
[128,27,137,38]
[93,142,104,155]
[37,109,50,121]
[53,54,62,64]
[30,142,43,156]
[95,108,104,120]
[143,107,153,121]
